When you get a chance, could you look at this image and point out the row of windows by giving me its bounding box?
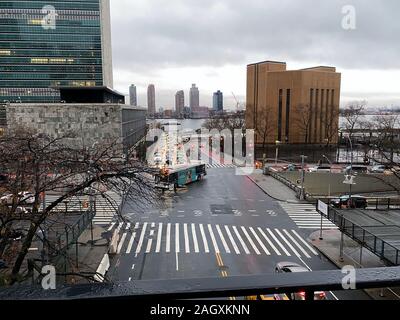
[0,19,100,26]
[0,87,59,96]
[0,1,100,11]
[0,65,102,73]
[1,25,101,34]
[0,14,100,20]
[0,41,101,50]
[0,33,101,42]
[0,49,101,58]
[0,57,102,64]
[0,80,102,87]
[0,73,102,80]
[0,9,100,16]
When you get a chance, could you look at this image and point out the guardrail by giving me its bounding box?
[1,266,400,300]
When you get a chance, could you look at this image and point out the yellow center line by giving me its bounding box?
[215,253,236,300]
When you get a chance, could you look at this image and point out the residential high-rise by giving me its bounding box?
[213,90,223,112]
[246,61,341,145]
[189,84,199,111]
[0,0,113,103]
[147,84,156,116]
[175,90,185,118]
[129,84,137,106]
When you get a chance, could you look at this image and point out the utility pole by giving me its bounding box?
[300,155,307,201]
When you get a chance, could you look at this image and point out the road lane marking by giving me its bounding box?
[166,223,171,253]
[135,222,148,254]
[184,223,190,253]
[131,264,135,270]
[249,227,270,255]
[283,229,311,258]
[134,222,139,229]
[224,225,240,255]
[149,229,155,236]
[125,223,131,230]
[155,223,163,253]
[117,233,127,254]
[125,233,136,254]
[199,224,210,253]
[291,230,324,254]
[145,238,153,253]
[266,228,290,256]
[241,226,261,255]
[232,226,250,254]
[151,222,155,228]
[175,223,180,253]
[208,224,220,253]
[216,225,231,254]
[275,229,300,257]
[191,223,199,253]
[257,228,281,256]
[128,277,132,282]
[107,222,116,232]
[176,252,179,271]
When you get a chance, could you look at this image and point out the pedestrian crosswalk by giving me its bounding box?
[207,163,236,169]
[92,192,122,225]
[109,222,319,259]
[279,203,338,230]
[45,192,121,226]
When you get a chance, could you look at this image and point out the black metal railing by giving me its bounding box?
[1,266,400,300]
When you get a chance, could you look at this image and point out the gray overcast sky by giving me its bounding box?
[110,0,400,110]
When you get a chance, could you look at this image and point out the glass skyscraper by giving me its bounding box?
[0,0,113,103]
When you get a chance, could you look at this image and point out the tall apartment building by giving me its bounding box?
[147,84,156,116]
[129,84,137,106]
[213,90,223,112]
[0,0,113,103]
[189,84,199,111]
[175,90,184,118]
[246,61,341,145]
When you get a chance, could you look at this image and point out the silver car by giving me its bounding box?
[275,262,326,300]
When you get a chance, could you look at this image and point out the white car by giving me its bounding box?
[0,192,35,205]
[308,165,331,173]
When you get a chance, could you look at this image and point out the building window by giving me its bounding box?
[278,89,283,141]
[314,89,319,143]
[285,89,291,142]
[309,89,314,143]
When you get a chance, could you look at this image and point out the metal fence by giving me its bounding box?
[326,207,400,265]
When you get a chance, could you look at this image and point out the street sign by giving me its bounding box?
[318,200,328,217]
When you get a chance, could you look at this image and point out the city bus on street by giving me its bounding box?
[155,163,207,191]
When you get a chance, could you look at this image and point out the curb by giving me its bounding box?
[246,175,300,204]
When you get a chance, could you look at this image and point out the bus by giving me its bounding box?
[155,164,207,190]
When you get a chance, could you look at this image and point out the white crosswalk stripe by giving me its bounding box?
[206,163,237,169]
[279,202,338,230]
[108,222,318,259]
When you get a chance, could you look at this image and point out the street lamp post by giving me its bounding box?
[346,135,354,203]
[275,140,281,165]
[300,155,307,201]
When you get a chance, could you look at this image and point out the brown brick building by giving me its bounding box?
[246,61,341,145]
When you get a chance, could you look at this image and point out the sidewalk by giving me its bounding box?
[64,224,110,284]
[309,229,400,300]
[247,169,300,202]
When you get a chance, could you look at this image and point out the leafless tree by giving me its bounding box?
[341,101,367,140]
[255,106,274,153]
[295,104,312,144]
[0,127,158,284]
[323,107,340,147]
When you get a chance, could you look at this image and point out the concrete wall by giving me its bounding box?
[6,104,146,151]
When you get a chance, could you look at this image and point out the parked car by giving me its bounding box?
[344,165,368,175]
[283,164,303,172]
[0,191,35,205]
[369,165,387,174]
[330,194,367,209]
[308,165,331,173]
[275,262,326,300]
